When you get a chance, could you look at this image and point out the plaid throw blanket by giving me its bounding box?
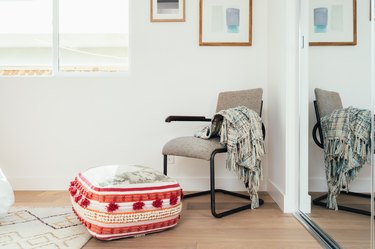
[195,106,265,208]
[321,106,371,210]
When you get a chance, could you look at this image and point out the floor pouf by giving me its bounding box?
[69,165,183,240]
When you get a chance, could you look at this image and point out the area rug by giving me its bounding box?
[0,207,91,249]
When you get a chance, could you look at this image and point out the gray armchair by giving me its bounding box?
[162,88,265,218]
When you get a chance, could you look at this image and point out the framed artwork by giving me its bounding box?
[199,0,252,46]
[309,0,357,46]
[371,0,374,21]
[150,0,185,22]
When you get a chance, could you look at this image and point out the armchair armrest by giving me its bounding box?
[262,123,266,140]
[312,122,324,149]
[165,115,212,123]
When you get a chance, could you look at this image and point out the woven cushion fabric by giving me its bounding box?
[69,165,182,240]
[216,88,263,115]
[162,136,226,161]
[315,88,343,118]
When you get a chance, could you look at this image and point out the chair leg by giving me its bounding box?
[210,156,217,217]
[168,150,264,218]
[163,155,168,175]
[312,192,372,217]
[209,150,264,218]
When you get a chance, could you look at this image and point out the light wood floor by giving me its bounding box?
[13,191,321,249]
[309,193,372,249]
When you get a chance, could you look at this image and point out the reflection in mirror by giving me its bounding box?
[305,0,373,248]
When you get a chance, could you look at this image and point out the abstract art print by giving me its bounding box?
[309,0,357,46]
[199,0,252,46]
[151,0,185,22]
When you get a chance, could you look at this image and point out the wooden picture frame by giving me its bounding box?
[150,0,186,22]
[199,0,252,46]
[309,0,357,46]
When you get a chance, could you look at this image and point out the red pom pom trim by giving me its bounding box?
[152,199,163,208]
[133,201,145,210]
[69,186,77,196]
[170,196,178,206]
[107,202,119,212]
[80,198,90,208]
[74,194,82,203]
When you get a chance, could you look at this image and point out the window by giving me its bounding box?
[59,0,129,73]
[0,0,53,76]
[0,0,129,76]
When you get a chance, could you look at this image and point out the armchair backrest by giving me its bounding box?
[314,88,343,118]
[216,88,263,116]
[313,88,343,149]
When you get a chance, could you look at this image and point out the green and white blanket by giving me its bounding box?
[195,106,265,208]
[321,106,371,210]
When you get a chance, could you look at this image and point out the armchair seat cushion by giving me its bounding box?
[162,136,226,161]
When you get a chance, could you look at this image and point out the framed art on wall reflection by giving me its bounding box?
[309,0,357,46]
[150,0,185,22]
[199,0,252,46]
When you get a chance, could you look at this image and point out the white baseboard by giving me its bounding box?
[9,176,268,191]
[175,177,267,191]
[8,176,73,191]
[267,179,284,211]
[309,177,371,193]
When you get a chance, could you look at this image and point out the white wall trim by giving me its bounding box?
[8,176,74,191]
[267,179,285,210]
[176,177,267,192]
[283,0,300,213]
[9,176,268,192]
[309,177,371,193]
[298,0,311,214]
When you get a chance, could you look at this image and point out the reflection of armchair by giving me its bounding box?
[312,88,343,149]
[312,88,371,216]
[162,89,265,218]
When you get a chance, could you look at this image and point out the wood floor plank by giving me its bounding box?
[309,192,372,249]
[13,191,321,249]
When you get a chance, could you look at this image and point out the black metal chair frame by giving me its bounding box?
[164,102,265,218]
[312,100,371,217]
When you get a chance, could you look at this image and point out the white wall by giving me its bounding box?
[308,0,373,192]
[0,0,269,191]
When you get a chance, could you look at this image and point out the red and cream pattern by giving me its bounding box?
[69,165,183,240]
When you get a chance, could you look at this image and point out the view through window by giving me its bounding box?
[0,0,129,76]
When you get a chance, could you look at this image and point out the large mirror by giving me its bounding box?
[299,0,374,248]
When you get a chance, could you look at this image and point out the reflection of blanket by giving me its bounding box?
[321,106,371,210]
[195,106,265,208]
